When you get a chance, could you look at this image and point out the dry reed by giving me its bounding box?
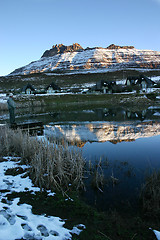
[0,126,85,192]
[89,158,104,192]
[30,139,85,192]
[140,170,160,215]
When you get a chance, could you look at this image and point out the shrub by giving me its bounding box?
[123,85,133,92]
[112,85,123,93]
[146,93,156,100]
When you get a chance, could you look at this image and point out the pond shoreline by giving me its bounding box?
[1,92,160,113]
[12,92,160,110]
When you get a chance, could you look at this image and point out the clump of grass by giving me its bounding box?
[88,158,104,192]
[140,170,160,215]
[0,126,36,162]
[0,126,85,193]
[30,139,85,192]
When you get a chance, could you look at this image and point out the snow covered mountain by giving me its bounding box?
[10,43,160,75]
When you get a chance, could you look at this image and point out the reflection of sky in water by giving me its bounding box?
[81,135,160,210]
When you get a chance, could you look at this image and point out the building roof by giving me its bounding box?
[46,82,61,91]
[138,75,155,85]
[126,75,155,86]
[21,83,35,92]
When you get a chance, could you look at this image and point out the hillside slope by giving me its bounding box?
[10,44,160,75]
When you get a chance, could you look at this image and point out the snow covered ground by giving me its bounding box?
[151,229,160,240]
[0,94,7,103]
[0,157,85,240]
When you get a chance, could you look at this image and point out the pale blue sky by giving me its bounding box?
[0,0,160,76]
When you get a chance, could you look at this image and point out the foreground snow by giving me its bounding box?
[150,228,160,240]
[0,157,85,240]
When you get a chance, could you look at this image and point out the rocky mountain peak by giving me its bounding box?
[9,43,160,76]
[107,44,134,50]
[41,43,135,58]
[42,43,83,58]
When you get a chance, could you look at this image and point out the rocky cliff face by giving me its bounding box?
[107,44,134,50]
[10,43,160,75]
[41,43,134,57]
[42,43,83,57]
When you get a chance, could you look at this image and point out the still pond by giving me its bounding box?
[1,105,160,211]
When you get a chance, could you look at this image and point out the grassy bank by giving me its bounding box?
[13,92,160,112]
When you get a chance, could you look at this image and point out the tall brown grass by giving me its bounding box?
[0,126,85,193]
[140,171,160,215]
[88,158,104,192]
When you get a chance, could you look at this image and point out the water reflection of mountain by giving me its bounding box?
[109,139,135,144]
[44,120,160,144]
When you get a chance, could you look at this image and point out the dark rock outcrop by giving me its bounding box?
[107,44,134,50]
[42,43,135,58]
[42,43,83,57]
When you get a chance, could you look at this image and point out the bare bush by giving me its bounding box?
[0,126,85,192]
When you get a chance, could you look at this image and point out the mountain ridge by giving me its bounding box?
[10,43,160,75]
[42,43,84,57]
[41,43,135,58]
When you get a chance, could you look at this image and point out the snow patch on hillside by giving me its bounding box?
[9,48,160,75]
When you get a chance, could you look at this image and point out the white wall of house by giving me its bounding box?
[26,88,32,94]
[127,80,131,86]
[102,86,109,94]
[47,87,55,93]
[141,81,147,89]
